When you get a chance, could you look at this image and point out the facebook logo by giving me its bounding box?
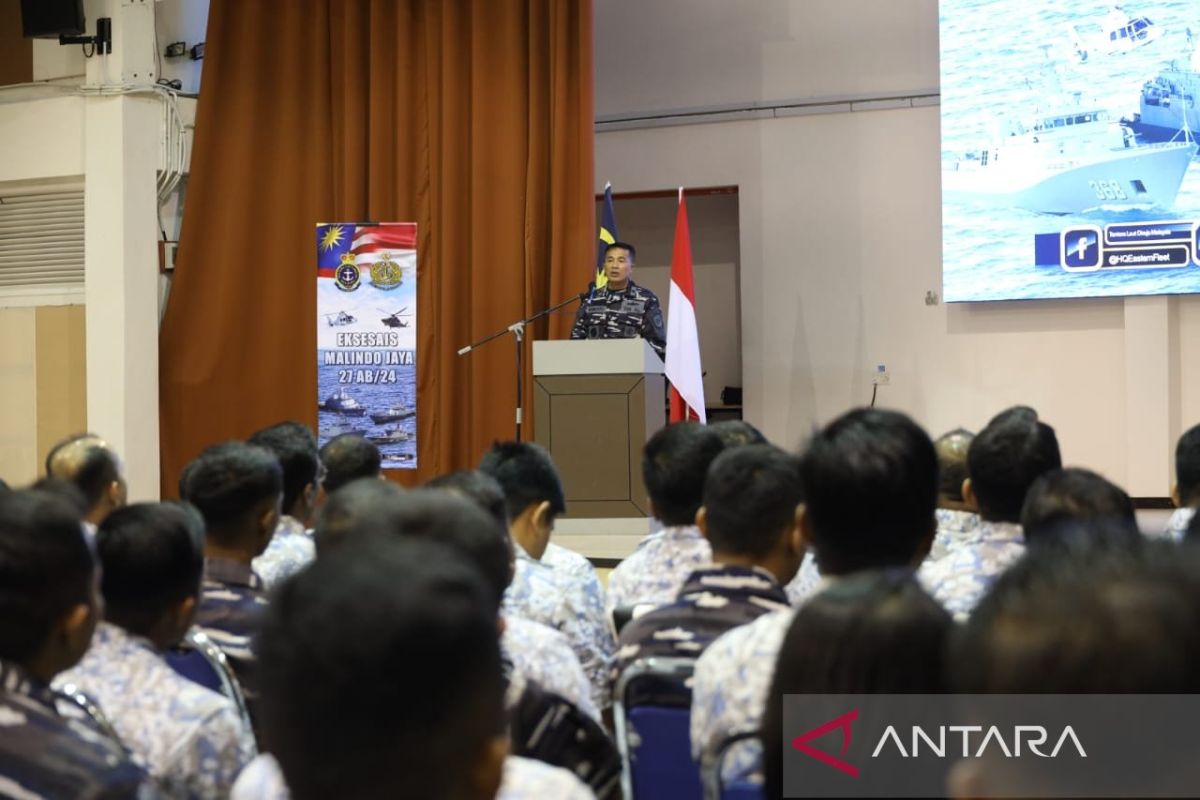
[1062,229,1101,269]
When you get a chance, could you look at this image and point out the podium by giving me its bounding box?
[532,339,665,518]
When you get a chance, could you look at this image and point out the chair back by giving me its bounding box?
[613,657,702,800]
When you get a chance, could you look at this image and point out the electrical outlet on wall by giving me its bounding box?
[872,364,890,385]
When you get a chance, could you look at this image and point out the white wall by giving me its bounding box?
[33,0,208,93]
[596,0,1198,494]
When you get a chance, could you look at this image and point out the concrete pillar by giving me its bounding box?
[82,0,161,499]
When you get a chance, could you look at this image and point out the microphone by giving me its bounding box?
[580,280,597,303]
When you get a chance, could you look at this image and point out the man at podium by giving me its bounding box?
[570,242,666,359]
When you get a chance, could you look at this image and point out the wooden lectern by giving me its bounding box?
[532,339,666,518]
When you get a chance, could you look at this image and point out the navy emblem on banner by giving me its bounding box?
[335,254,361,292]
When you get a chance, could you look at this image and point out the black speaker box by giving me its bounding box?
[20,0,85,39]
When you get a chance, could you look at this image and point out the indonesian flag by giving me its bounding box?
[666,189,706,424]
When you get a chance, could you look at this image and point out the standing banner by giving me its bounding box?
[315,222,418,469]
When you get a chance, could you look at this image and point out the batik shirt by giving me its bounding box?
[690,607,796,784]
[784,552,823,606]
[504,543,615,711]
[56,622,256,799]
[0,659,153,799]
[251,515,315,590]
[230,752,596,800]
[1163,507,1195,542]
[919,520,1025,620]
[194,558,268,700]
[500,755,596,800]
[570,280,667,359]
[614,565,790,678]
[929,508,981,562]
[503,615,599,721]
[541,542,609,617]
[605,526,712,619]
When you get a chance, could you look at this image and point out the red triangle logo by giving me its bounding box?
[790,709,860,778]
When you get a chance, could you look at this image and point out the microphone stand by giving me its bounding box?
[457,290,589,441]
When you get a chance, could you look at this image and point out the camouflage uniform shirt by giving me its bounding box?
[570,281,666,359]
[0,659,154,799]
[613,564,790,678]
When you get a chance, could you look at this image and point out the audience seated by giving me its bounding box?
[929,428,978,561]
[0,489,151,797]
[247,422,318,589]
[1020,467,1140,548]
[247,530,594,800]
[762,571,952,798]
[691,407,938,783]
[614,443,803,677]
[1166,423,1200,541]
[251,536,509,800]
[180,442,282,701]
[427,470,599,721]
[920,405,1061,617]
[318,433,382,495]
[605,422,726,619]
[311,479,617,796]
[56,502,256,798]
[44,433,127,533]
[950,538,1200,796]
[480,441,614,712]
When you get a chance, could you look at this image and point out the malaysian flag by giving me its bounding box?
[317,223,417,277]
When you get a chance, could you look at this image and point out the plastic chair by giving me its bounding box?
[702,730,764,800]
[613,657,702,800]
[165,627,254,738]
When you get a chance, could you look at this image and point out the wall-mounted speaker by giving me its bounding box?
[20,0,85,39]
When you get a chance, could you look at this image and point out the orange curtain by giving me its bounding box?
[159,0,594,494]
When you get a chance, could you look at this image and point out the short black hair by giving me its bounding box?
[642,422,726,526]
[967,408,1062,522]
[387,490,513,609]
[1020,468,1138,547]
[801,408,938,575]
[315,481,512,608]
[313,478,404,556]
[702,444,802,557]
[1176,423,1200,506]
[0,489,95,662]
[28,478,89,518]
[708,420,768,448]
[47,440,121,511]
[952,539,1200,693]
[179,442,282,543]
[763,572,951,799]
[248,422,319,516]
[603,241,636,262]
[97,502,205,638]
[934,428,973,501]
[319,434,382,494]
[426,470,510,530]
[479,441,565,520]
[256,536,505,800]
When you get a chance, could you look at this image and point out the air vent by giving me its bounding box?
[0,190,85,289]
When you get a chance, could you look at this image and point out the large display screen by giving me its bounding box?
[941,0,1200,301]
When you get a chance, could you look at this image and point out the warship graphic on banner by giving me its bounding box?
[315,222,417,469]
[941,1,1200,301]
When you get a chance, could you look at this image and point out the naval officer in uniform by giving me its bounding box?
[570,242,666,359]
